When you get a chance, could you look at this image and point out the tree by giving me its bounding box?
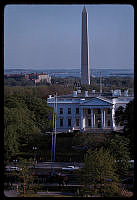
[4,106,24,159]
[79,147,120,197]
[4,105,39,160]
[115,106,125,126]
[4,95,53,161]
[21,96,53,132]
[105,134,131,178]
[123,100,134,145]
[114,100,134,158]
[17,159,35,196]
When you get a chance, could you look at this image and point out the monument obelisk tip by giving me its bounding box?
[83,5,87,13]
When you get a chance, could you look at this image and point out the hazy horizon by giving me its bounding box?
[4,4,134,70]
[4,67,134,71]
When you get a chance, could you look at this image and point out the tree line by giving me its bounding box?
[4,85,75,100]
[4,75,134,93]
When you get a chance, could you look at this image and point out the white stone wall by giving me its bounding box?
[47,95,134,133]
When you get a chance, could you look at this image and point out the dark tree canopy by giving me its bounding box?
[80,147,120,197]
[4,95,53,161]
[114,100,134,158]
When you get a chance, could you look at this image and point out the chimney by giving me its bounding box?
[77,90,81,94]
[73,91,77,97]
[124,90,128,96]
[85,91,88,97]
[92,90,96,94]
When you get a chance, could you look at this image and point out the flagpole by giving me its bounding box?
[51,94,55,175]
[53,92,57,162]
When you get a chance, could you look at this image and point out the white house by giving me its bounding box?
[47,90,134,133]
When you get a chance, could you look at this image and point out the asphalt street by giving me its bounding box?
[6,161,84,170]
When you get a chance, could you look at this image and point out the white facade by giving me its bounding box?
[47,92,134,133]
[35,74,51,84]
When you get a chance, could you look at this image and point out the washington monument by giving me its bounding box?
[81,6,90,85]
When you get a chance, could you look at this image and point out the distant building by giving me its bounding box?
[24,74,30,80]
[5,74,24,78]
[24,73,51,84]
[27,73,37,80]
[34,73,51,84]
[5,72,51,84]
[47,90,133,133]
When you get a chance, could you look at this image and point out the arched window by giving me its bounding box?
[60,118,63,127]
[88,119,91,126]
[60,108,63,114]
[76,118,80,126]
[68,118,71,127]
[68,108,71,114]
[98,109,101,114]
[107,120,110,127]
[76,108,79,114]
[107,108,111,114]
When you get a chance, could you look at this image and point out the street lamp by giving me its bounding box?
[32,147,37,164]
[13,159,18,167]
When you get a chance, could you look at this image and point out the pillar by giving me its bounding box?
[93,113,96,127]
[81,108,84,131]
[110,109,114,130]
[103,110,106,128]
[101,109,104,129]
[91,109,93,128]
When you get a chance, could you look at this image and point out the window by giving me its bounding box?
[107,108,111,114]
[76,118,80,127]
[60,118,63,127]
[76,108,79,114]
[98,109,101,114]
[88,109,91,114]
[60,108,63,114]
[68,108,71,114]
[88,119,91,127]
[68,118,71,127]
[107,120,110,127]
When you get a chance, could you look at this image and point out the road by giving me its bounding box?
[4,190,75,197]
[35,161,83,169]
[6,161,84,170]
[4,190,19,197]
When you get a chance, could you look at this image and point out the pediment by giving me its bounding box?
[81,97,113,106]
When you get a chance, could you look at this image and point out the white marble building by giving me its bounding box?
[47,90,134,133]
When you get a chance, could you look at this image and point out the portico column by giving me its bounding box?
[103,110,106,128]
[80,108,84,131]
[91,109,93,128]
[101,109,104,129]
[93,113,96,127]
[110,109,114,130]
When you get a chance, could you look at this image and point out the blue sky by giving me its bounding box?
[4,4,134,70]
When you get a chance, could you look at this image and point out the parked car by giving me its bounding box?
[62,165,79,171]
[122,177,134,191]
[5,166,20,172]
[122,177,134,185]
